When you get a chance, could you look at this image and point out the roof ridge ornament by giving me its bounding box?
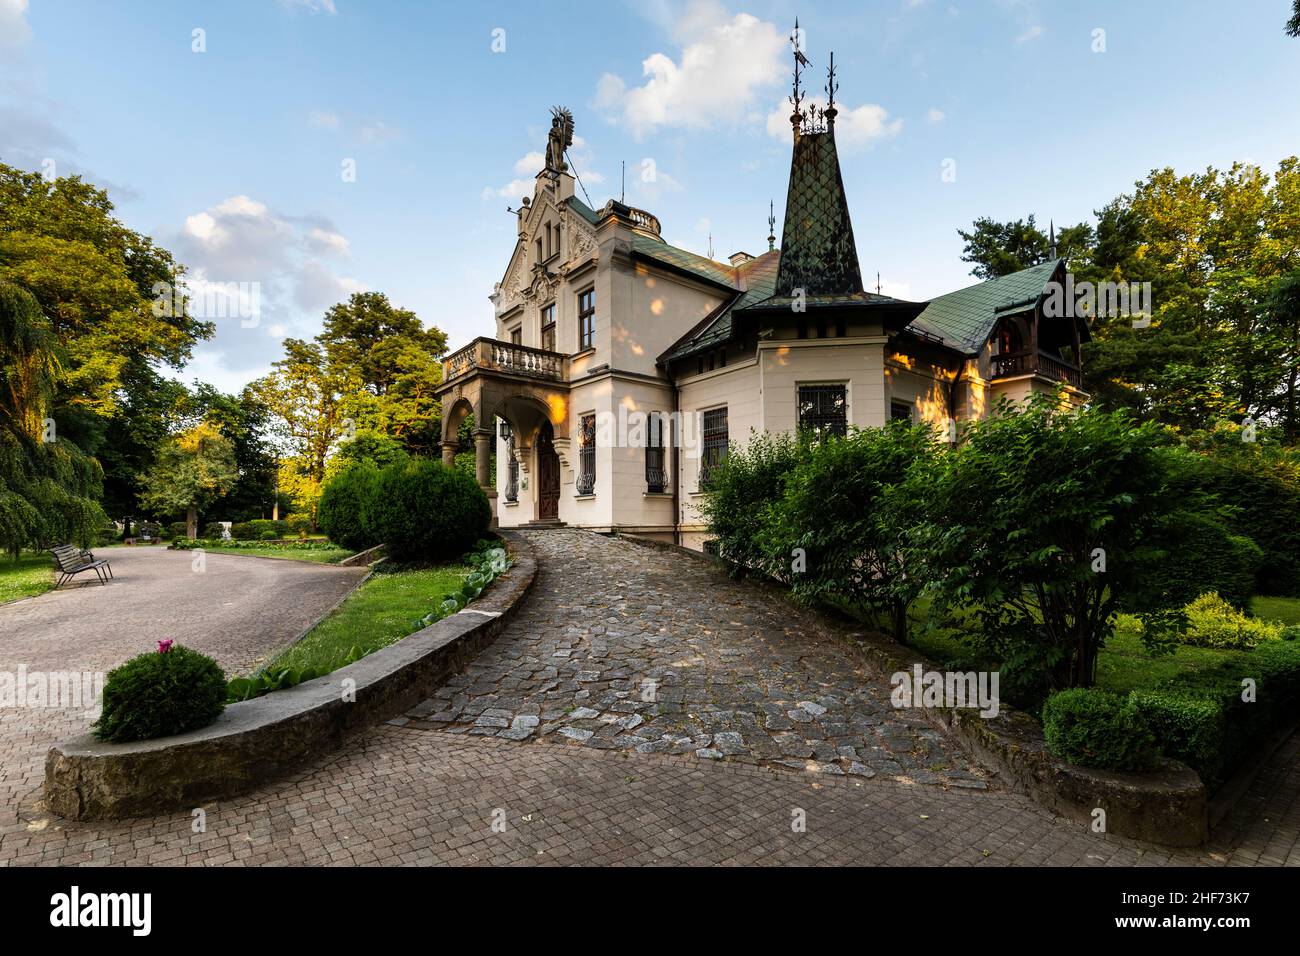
[824,51,838,127]
[545,106,574,178]
[767,199,777,252]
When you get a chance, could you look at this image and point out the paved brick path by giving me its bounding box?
[0,532,1296,865]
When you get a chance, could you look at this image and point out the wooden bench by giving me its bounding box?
[49,545,113,588]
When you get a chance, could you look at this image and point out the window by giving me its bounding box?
[577,288,595,351]
[577,413,596,495]
[509,326,522,345]
[798,384,848,439]
[535,238,543,264]
[541,303,556,352]
[645,412,667,493]
[890,400,913,423]
[700,407,728,486]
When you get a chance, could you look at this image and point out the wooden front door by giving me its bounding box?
[537,423,560,520]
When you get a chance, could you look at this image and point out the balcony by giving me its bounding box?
[991,349,1083,390]
[443,337,569,384]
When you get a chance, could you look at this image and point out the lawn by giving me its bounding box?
[904,595,1300,699]
[190,542,353,563]
[0,553,55,604]
[262,563,470,676]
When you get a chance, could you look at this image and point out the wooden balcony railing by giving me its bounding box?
[991,349,1083,389]
[442,337,568,384]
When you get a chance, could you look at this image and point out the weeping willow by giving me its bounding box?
[0,281,106,556]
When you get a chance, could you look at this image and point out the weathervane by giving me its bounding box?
[767,199,777,252]
[789,18,809,132]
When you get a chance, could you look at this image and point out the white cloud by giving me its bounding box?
[595,2,787,137]
[926,108,946,124]
[1016,23,1044,44]
[172,195,363,376]
[308,110,403,144]
[765,97,903,148]
[280,0,337,14]
[0,0,31,48]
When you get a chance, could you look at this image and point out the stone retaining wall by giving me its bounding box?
[44,533,536,821]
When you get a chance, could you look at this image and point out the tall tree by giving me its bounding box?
[138,422,238,538]
[319,292,447,454]
[0,282,106,555]
[957,215,1093,279]
[1288,0,1300,36]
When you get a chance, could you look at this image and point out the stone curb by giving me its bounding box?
[42,532,537,821]
[337,543,386,567]
[615,531,1208,846]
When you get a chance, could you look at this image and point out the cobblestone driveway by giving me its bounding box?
[403,530,988,787]
[3,531,1296,866]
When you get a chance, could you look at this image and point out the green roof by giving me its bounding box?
[565,196,600,225]
[773,129,864,298]
[658,250,780,363]
[631,234,739,289]
[906,259,1063,353]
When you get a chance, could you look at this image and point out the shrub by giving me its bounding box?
[369,458,491,563]
[903,396,1237,692]
[1182,592,1282,648]
[318,460,380,550]
[1184,430,1300,596]
[229,521,255,540]
[761,423,936,640]
[258,528,278,540]
[1041,688,1160,771]
[698,430,802,574]
[93,643,228,743]
[285,514,313,537]
[1129,691,1228,783]
[1135,506,1263,611]
[202,521,226,538]
[1282,624,1300,641]
[167,520,188,540]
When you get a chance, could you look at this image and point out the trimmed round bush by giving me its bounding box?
[1182,592,1282,648]
[202,521,225,538]
[167,521,188,540]
[1041,688,1160,772]
[318,459,380,550]
[370,458,491,563]
[93,644,228,743]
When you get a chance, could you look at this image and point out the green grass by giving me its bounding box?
[0,553,55,604]
[903,595,1300,701]
[194,543,353,563]
[263,564,470,675]
[1251,595,1300,626]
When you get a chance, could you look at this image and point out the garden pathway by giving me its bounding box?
[2,532,1296,865]
[0,546,366,843]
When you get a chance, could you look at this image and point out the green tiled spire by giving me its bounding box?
[772,125,864,297]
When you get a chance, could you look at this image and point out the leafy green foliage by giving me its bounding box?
[761,423,937,640]
[317,459,381,550]
[369,458,490,563]
[0,281,107,555]
[93,645,227,743]
[902,397,1234,692]
[1181,592,1283,648]
[697,430,802,573]
[1041,688,1160,771]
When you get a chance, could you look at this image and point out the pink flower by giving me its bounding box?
[157,639,174,654]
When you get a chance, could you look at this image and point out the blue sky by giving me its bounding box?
[2,0,1298,394]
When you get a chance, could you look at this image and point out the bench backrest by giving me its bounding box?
[50,545,90,571]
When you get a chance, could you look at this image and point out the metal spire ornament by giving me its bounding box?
[767,199,777,252]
